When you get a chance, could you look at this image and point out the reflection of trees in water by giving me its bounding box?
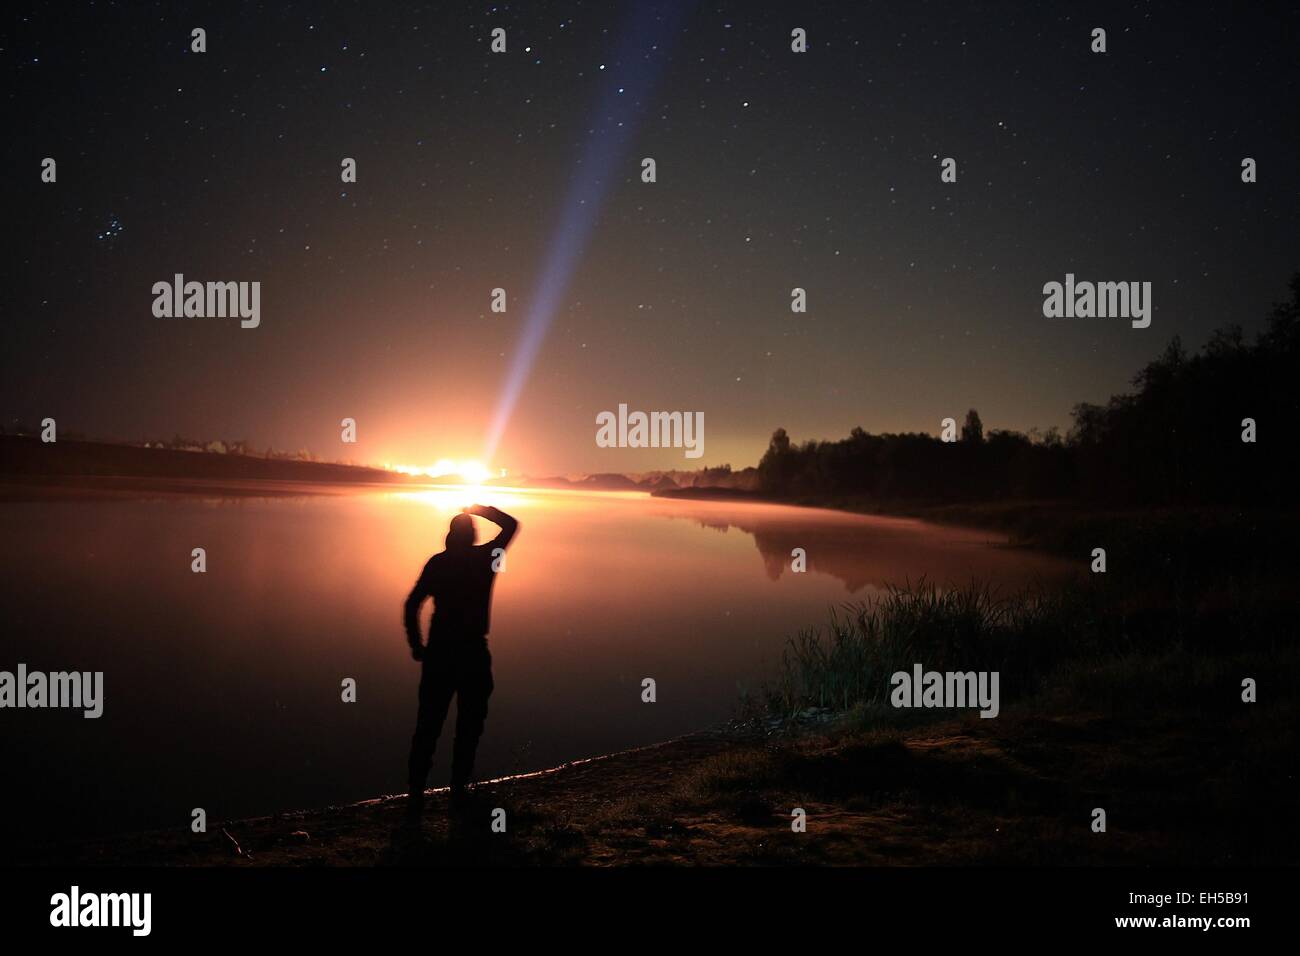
[669,509,1072,594]
[748,524,881,591]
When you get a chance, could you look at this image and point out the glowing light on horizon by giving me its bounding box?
[385,459,493,484]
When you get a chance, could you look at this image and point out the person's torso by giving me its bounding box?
[426,545,499,637]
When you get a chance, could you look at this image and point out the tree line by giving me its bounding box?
[757,273,1300,507]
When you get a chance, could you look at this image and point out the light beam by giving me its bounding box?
[482,3,688,462]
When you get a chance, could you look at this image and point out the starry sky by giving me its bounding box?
[5,1,1298,474]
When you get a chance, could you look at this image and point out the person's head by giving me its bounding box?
[445,512,476,550]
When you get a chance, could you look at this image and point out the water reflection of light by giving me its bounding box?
[388,485,648,516]
[390,484,531,512]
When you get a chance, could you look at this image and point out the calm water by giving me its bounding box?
[0,485,1074,845]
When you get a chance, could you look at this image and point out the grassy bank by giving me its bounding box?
[758,574,1287,719]
[548,570,1296,865]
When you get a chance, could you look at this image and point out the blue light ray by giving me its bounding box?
[483,3,688,462]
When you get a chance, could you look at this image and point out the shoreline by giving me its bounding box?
[24,686,1294,866]
[23,730,747,866]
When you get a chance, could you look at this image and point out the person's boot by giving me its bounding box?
[405,783,425,825]
[452,751,486,817]
[448,780,471,815]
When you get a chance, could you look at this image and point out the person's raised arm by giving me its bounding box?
[466,504,519,550]
[403,561,433,660]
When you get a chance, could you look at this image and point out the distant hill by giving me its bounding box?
[0,436,765,496]
[490,472,667,492]
[0,436,407,485]
[486,466,758,494]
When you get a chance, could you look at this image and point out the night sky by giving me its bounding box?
[5,1,1298,474]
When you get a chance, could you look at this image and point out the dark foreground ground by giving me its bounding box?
[33,685,1296,867]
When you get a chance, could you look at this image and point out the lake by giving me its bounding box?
[0,484,1075,845]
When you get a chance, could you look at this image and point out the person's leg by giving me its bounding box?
[450,641,494,796]
[406,652,455,818]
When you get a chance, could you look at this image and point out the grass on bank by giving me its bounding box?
[522,568,1298,864]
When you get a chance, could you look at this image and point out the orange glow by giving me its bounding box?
[385,458,495,484]
[390,485,531,512]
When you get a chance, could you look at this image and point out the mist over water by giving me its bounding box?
[0,486,1074,843]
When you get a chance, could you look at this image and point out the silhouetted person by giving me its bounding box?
[404,503,518,821]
